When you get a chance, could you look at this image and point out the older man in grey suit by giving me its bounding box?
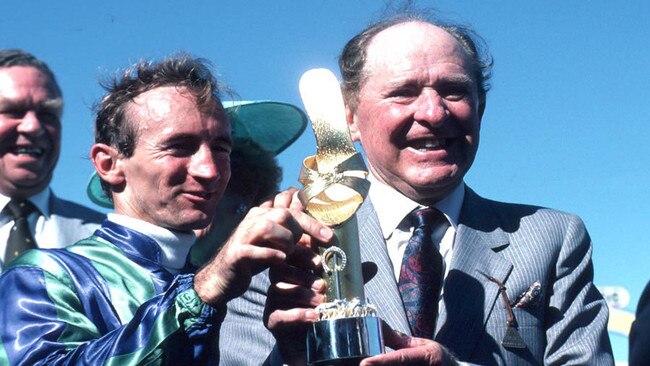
[0,49,103,271]
[220,14,614,366]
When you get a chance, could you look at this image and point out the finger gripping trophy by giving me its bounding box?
[298,68,384,365]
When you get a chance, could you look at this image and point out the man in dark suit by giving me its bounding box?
[0,49,103,271]
[221,13,614,366]
[630,281,650,366]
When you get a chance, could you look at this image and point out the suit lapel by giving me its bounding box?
[357,187,516,355]
[435,188,513,357]
[357,200,411,334]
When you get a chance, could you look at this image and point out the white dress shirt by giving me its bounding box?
[1,189,60,266]
[367,173,465,301]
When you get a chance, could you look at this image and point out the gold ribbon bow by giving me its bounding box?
[297,68,369,226]
[298,152,369,226]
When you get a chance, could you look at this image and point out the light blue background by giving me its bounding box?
[2,1,648,363]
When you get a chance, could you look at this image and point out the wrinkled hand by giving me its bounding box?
[194,188,333,308]
[264,252,327,365]
[259,188,329,365]
[361,321,458,366]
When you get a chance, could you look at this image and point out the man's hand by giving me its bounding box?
[360,322,458,366]
[263,253,327,365]
[193,188,333,307]
[254,188,327,364]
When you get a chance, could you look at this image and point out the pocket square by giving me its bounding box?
[512,281,542,308]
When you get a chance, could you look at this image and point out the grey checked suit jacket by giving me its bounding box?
[219,187,613,365]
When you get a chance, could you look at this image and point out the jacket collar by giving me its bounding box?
[434,187,513,357]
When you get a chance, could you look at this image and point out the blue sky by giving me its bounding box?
[2,1,648,362]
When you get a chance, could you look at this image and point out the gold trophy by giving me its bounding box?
[298,68,384,365]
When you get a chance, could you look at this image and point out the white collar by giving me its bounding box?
[367,174,465,240]
[107,213,195,274]
[0,188,51,217]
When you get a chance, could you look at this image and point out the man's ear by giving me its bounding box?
[346,104,361,142]
[478,96,487,126]
[90,143,125,187]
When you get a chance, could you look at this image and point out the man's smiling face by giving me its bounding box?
[349,21,483,204]
[0,66,62,197]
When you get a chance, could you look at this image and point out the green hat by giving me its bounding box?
[87,100,307,208]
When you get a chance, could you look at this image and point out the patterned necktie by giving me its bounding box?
[4,199,38,263]
[398,207,448,339]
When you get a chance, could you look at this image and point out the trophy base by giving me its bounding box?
[306,316,384,366]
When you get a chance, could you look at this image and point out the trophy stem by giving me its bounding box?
[307,215,384,365]
[321,216,365,302]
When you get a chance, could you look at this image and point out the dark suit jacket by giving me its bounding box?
[219,187,614,365]
[46,193,105,245]
[629,281,650,366]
